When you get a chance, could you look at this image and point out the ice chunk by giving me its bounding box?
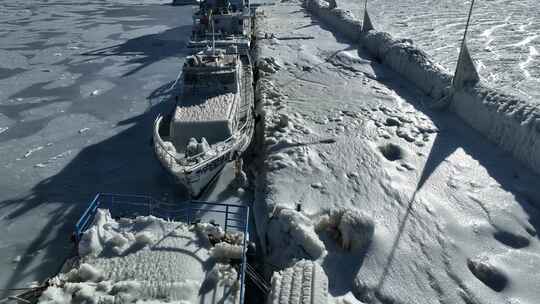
[186,137,199,157]
[195,222,226,241]
[317,207,374,251]
[134,231,155,247]
[197,137,210,154]
[38,286,72,304]
[267,208,326,263]
[77,263,103,283]
[211,242,243,260]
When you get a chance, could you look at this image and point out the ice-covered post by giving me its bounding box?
[224,205,229,232]
[362,0,374,32]
[452,0,480,90]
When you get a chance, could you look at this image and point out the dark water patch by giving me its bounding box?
[8,41,67,51]
[38,31,65,39]
[64,8,106,14]
[4,20,33,26]
[8,80,77,106]
[0,116,56,142]
[80,25,191,77]
[102,6,152,18]
[0,99,60,120]
[0,68,27,80]
[77,21,119,31]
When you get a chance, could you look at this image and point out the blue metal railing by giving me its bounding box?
[74,193,250,304]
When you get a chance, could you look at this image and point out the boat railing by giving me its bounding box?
[73,193,250,304]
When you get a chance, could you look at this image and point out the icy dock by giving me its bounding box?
[253,0,540,303]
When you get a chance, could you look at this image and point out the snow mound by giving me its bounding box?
[267,208,327,266]
[258,57,282,74]
[39,279,201,304]
[206,263,239,290]
[72,263,103,283]
[211,242,244,261]
[452,85,540,175]
[316,207,374,251]
[305,0,362,42]
[194,222,245,246]
[78,209,185,257]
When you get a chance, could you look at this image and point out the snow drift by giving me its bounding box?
[304,0,540,175]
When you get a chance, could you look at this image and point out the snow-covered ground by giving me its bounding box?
[0,0,251,298]
[335,0,540,103]
[38,209,242,304]
[254,1,540,303]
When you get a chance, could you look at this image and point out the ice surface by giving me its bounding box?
[0,1,204,293]
[253,1,540,303]
[337,0,540,103]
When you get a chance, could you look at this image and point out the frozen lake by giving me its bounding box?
[337,0,540,103]
[0,0,250,297]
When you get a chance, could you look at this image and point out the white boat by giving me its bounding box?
[188,0,253,53]
[153,47,254,197]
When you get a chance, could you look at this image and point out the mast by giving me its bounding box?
[211,10,215,55]
[460,0,475,53]
[452,0,479,90]
[362,0,374,32]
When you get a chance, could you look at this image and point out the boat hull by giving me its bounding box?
[153,115,253,198]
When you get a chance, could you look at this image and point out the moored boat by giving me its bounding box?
[153,46,254,197]
[188,0,253,54]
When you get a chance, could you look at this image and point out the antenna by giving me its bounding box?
[460,0,475,50]
[362,0,374,32]
[453,0,479,89]
[211,10,215,55]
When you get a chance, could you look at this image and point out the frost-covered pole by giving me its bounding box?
[362,0,374,32]
[211,10,216,55]
[452,0,480,90]
[460,0,475,53]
